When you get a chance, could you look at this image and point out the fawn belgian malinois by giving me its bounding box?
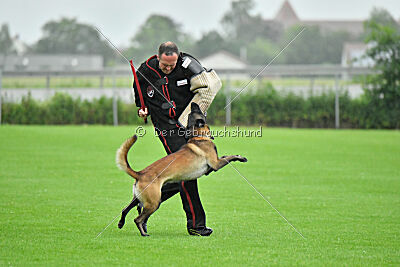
[116,102,247,236]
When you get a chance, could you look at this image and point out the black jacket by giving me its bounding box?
[133,53,202,130]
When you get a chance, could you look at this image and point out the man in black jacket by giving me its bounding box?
[132,41,221,236]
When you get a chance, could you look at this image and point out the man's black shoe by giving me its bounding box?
[188,227,213,236]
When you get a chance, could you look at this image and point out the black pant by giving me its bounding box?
[155,127,206,229]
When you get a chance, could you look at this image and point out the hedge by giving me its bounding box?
[1,85,398,129]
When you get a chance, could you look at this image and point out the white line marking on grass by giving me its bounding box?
[224,159,306,240]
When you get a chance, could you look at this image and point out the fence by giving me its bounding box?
[0,65,375,128]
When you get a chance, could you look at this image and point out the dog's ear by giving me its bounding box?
[191,102,201,113]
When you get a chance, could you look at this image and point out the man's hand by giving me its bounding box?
[138,107,148,118]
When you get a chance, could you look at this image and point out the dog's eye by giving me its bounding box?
[196,119,204,128]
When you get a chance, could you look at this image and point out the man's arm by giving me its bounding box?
[177,54,222,128]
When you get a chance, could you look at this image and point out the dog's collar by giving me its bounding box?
[191,134,214,140]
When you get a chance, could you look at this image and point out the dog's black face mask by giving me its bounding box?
[186,103,213,139]
[187,102,206,129]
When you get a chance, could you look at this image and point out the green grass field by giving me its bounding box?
[0,126,399,265]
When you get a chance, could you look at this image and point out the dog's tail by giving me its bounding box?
[116,135,140,180]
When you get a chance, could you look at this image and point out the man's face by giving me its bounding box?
[158,53,178,75]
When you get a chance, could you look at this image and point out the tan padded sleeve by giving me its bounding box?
[178,70,222,127]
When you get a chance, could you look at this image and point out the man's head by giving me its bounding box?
[157,41,179,75]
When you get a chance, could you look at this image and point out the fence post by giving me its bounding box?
[335,74,340,129]
[310,76,315,94]
[0,70,2,125]
[112,69,118,126]
[46,74,50,89]
[100,73,104,89]
[225,74,231,126]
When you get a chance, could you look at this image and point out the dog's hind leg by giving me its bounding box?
[134,202,159,236]
[133,182,162,236]
[135,184,161,236]
[118,197,139,229]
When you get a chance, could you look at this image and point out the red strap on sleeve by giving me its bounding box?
[130,60,146,109]
[130,59,147,123]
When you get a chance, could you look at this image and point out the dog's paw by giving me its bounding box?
[118,219,125,229]
[236,155,248,162]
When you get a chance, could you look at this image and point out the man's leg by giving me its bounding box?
[160,183,181,201]
[156,128,182,202]
[179,180,206,229]
[154,127,211,235]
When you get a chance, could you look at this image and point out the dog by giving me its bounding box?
[116,102,247,236]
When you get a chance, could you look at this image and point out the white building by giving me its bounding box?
[341,42,374,67]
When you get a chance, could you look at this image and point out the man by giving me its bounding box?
[132,41,221,236]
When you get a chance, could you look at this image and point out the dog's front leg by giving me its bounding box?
[207,154,247,172]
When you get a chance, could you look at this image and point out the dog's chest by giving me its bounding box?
[183,159,209,180]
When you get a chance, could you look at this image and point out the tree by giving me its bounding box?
[246,37,281,65]
[220,0,283,57]
[33,18,114,65]
[368,7,398,29]
[193,30,226,58]
[127,15,193,62]
[0,23,15,70]
[279,26,323,64]
[362,15,400,128]
[324,31,352,63]
[221,0,255,39]
[0,24,13,55]
[360,7,399,41]
[279,25,351,64]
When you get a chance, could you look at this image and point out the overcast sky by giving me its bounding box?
[1,0,399,46]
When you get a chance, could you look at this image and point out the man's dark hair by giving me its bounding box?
[158,42,179,57]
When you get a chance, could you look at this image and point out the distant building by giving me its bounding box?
[11,35,28,55]
[199,50,248,79]
[199,50,247,70]
[0,54,104,71]
[341,42,374,67]
[267,0,366,36]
